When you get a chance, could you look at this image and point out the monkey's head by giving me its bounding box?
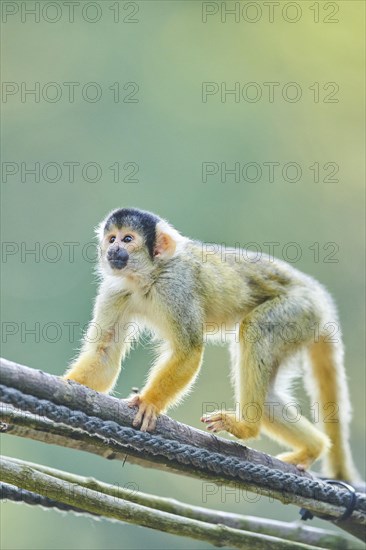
[97,208,185,280]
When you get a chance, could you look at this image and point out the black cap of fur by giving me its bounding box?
[104,208,160,258]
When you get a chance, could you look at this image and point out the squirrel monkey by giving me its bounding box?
[63,207,359,481]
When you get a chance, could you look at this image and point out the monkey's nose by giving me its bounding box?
[107,248,129,270]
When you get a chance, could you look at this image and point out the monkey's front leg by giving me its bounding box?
[63,292,132,393]
[128,346,204,432]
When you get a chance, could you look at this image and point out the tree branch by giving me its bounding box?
[0,358,307,475]
[1,357,365,543]
[1,456,325,550]
[3,456,360,550]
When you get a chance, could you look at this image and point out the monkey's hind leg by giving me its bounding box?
[202,294,332,470]
[201,306,283,441]
[261,389,331,470]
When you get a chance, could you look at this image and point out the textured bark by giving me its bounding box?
[0,358,307,475]
[0,456,329,550]
[1,357,365,543]
[4,456,362,550]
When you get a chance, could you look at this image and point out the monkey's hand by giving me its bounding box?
[201,411,260,440]
[128,394,159,432]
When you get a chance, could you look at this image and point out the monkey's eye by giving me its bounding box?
[109,236,116,243]
[122,235,133,243]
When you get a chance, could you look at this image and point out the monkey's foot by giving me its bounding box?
[127,394,158,432]
[276,450,317,470]
[201,411,260,440]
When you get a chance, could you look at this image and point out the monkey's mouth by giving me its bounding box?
[107,249,129,270]
[109,259,128,270]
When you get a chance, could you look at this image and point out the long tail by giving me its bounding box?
[307,335,359,481]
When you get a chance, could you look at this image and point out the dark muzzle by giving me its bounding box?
[107,248,129,270]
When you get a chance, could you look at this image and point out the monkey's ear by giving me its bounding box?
[154,229,176,258]
[154,221,182,259]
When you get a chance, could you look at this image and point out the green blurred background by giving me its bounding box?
[1,1,365,548]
